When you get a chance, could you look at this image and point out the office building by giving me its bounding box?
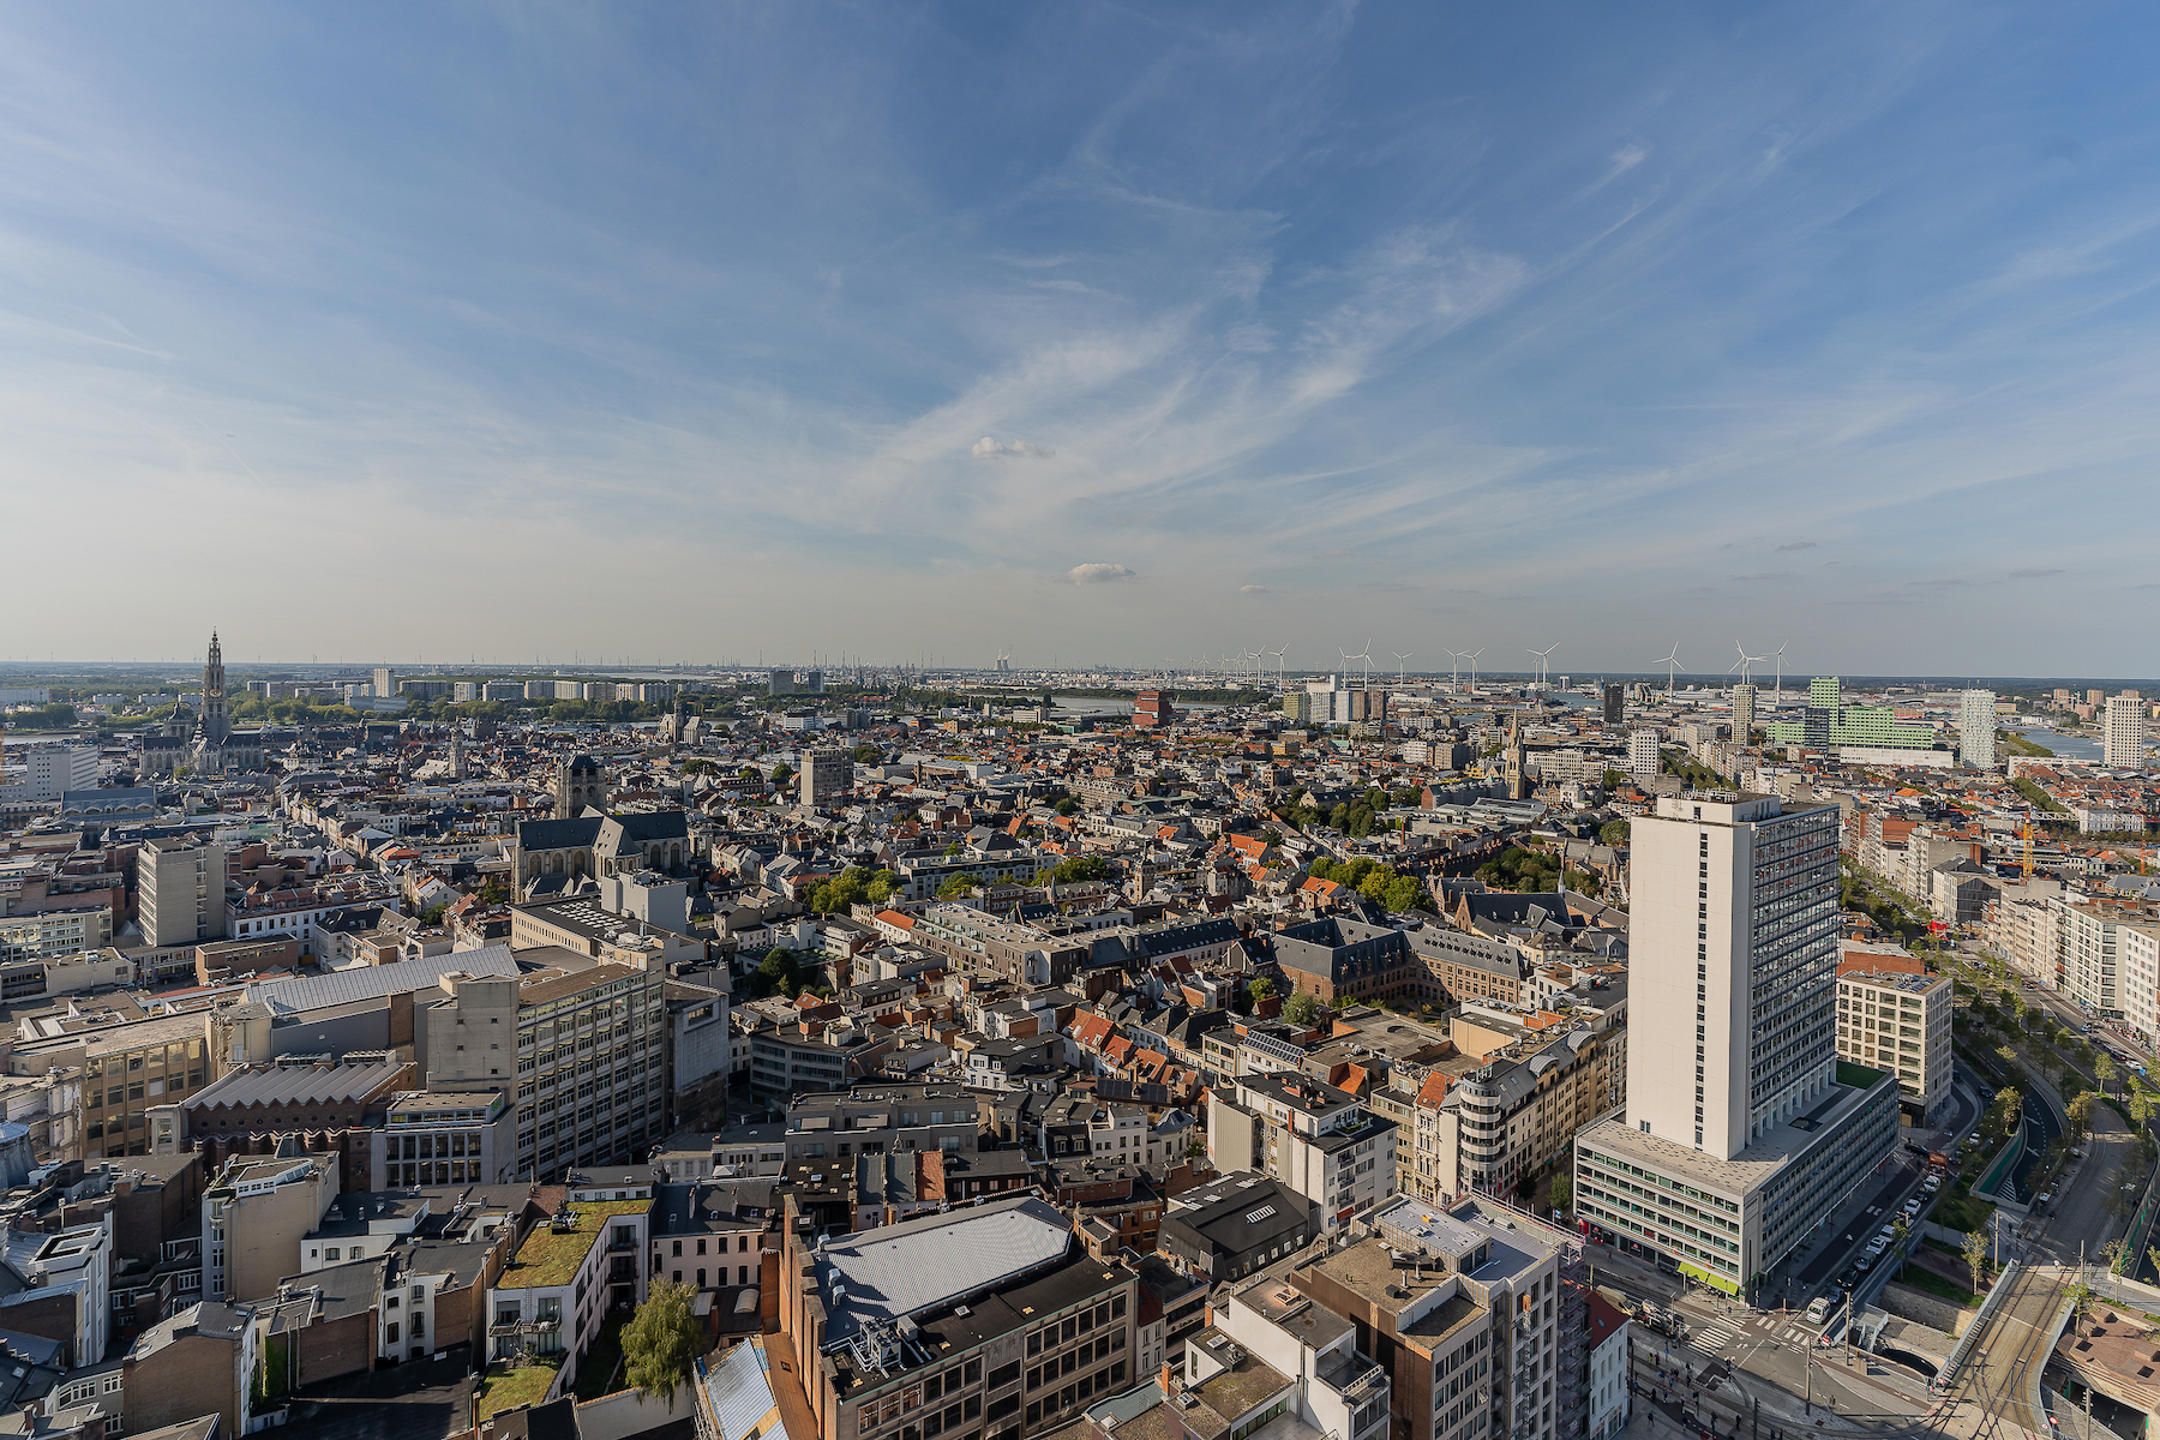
[138,837,229,948]
[2105,692,2148,769]
[372,667,397,698]
[1835,952,1952,1123]
[777,1194,1137,1440]
[1768,677,1934,753]
[1602,684,1624,727]
[1959,689,1997,770]
[1572,795,1896,1297]
[423,951,669,1181]
[800,750,854,809]
[1731,684,1755,741]
[5,744,98,804]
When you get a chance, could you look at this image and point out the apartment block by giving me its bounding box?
[1208,1074,1397,1228]
[488,1198,651,1389]
[1835,952,1952,1122]
[138,838,229,949]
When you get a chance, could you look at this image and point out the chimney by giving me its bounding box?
[1159,1359,1175,1398]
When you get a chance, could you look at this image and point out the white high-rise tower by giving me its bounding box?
[1626,794,1840,1157]
[2105,692,2147,769]
[1959,689,1997,770]
[1574,793,1896,1298]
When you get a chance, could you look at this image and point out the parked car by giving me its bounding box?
[1805,1296,1831,1324]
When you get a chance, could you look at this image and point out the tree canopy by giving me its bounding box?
[1282,991,1322,1026]
[622,1281,705,1403]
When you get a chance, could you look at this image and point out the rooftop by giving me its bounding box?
[815,1193,1072,1351]
[495,1199,649,1290]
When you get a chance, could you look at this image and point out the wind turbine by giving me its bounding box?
[1771,643,1788,705]
[1445,649,1465,690]
[1268,643,1289,689]
[1464,648,1484,694]
[1729,641,1765,688]
[1339,639,1373,688]
[1244,649,1265,688]
[1391,651,1415,685]
[1528,644,1558,688]
[1656,644,1682,698]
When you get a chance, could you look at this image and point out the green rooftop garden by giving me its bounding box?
[496,1199,650,1290]
[477,1359,563,1419]
[1836,1059,1888,1089]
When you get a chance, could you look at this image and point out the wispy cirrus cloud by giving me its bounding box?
[0,2,2156,675]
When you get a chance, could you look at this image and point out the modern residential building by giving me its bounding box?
[1835,951,1952,1123]
[1627,730,1660,784]
[1265,1194,1583,1440]
[1399,1021,1623,1205]
[138,838,229,949]
[1959,689,1998,770]
[2062,898,2126,1017]
[1208,1073,1397,1228]
[2105,692,2148,769]
[487,1197,651,1387]
[1572,795,1897,1297]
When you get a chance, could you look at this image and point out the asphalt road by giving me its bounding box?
[2008,1086,2064,1205]
[1785,1150,1930,1300]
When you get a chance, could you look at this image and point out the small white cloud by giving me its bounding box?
[972,435,1052,460]
[1608,142,1649,178]
[1239,583,1271,595]
[1067,562,1136,586]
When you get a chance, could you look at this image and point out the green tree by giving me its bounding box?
[936,872,982,900]
[1549,1172,1573,1214]
[852,744,882,763]
[1248,977,1278,1005]
[769,763,793,785]
[1282,992,1321,1027]
[1307,856,1337,883]
[757,948,801,999]
[2068,1090,2097,1140]
[1054,797,1079,817]
[863,869,900,905]
[1381,874,1426,913]
[1963,1228,1990,1295]
[1597,819,1631,846]
[622,1281,706,1403]
[2097,1052,2118,1096]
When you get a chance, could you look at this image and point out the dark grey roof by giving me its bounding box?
[516,816,605,851]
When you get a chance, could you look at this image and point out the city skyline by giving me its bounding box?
[7,4,2160,672]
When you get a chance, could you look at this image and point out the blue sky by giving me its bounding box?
[5,2,2159,674]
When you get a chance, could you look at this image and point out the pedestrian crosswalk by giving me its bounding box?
[1686,1318,1742,1355]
